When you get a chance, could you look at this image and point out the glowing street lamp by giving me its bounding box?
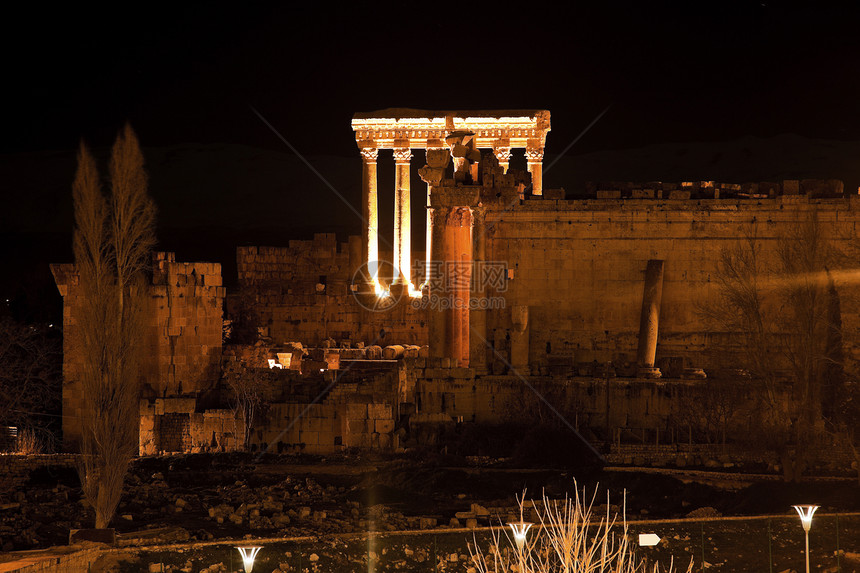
[236,546,262,573]
[507,521,533,551]
[792,505,819,573]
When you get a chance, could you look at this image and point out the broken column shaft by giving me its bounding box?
[428,204,473,367]
[636,259,665,378]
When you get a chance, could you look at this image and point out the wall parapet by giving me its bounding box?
[0,454,79,482]
[521,179,847,203]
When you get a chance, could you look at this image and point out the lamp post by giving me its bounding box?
[792,505,819,573]
[236,546,262,573]
[508,521,533,550]
[507,521,533,572]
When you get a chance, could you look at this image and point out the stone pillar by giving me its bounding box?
[448,207,473,367]
[525,147,544,195]
[392,148,413,286]
[470,206,489,373]
[424,181,432,289]
[510,305,530,373]
[493,147,512,173]
[423,147,447,288]
[427,204,472,367]
[636,259,665,378]
[360,148,379,280]
[428,206,450,360]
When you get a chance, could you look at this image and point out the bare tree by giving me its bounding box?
[821,244,860,484]
[703,210,844,481]
[0,318,61,450]
[73,125,156,528]
[223,344,271,451]
[671,378,747,446]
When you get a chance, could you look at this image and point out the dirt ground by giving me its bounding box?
[118,514,860,573]
[2,450,860,571]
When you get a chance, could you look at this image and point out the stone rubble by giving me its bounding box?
[1,453,530,552]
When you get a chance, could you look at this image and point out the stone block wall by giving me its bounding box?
[255,402,341,453]
[485,185,860,372]
[235,234,428,347]
[149,252,224,396]
[233,183,860,381]
[242,357,402,454]
[342,401,396,449]
[248,399,397,454]
[604,442,857,472]
[411,367,757,439]
[139,399,241,455]
[0,546,102,573]
[52,252,224,450]
[0,454,78,483]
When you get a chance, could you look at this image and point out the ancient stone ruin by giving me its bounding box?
[50,109,860,471]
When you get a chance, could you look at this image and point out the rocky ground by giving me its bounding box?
[1,451,859,557]
[128,515,860,573]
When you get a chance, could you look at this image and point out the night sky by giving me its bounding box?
[3,3,860,322]
[6,3,860,153]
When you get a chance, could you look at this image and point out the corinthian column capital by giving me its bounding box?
[392,148,413,163]
[524,148,544,163]
[359,148,379,162]
[493,147,512,163]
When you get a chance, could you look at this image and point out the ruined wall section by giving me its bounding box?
[139,398,239,455]
[241,362,402,455]
[150,252,225,396]
[236,233,428,348]
[485,183,860,373]
[51,252,224,449]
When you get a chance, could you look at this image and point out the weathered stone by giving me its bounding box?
[470,504,489,517]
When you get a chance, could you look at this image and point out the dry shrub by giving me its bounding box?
[470,484,693,573]
[16,428,44,455]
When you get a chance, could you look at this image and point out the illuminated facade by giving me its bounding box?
[51,109,860,463]
[351,109,551,293]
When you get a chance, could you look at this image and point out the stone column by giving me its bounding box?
[427,204,472,367]
[392,148,413,286]
[423,147,447,288]
[448,207,473,367]
[360,148,379,280]
[428,206,450,360]
[510,305,530,373]
[636,259,665,378]
[424,181,432,289]
[470,206,489,373]
[493,147,512,173]
[525,147,544,195]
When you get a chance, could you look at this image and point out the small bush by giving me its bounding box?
[470,483,693,573]
[16,428,45,455]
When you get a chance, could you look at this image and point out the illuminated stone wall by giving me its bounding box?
[234,361,401,455]
[235,234,428,348]
[52,252,225,450]
[139,398,240,456]
[483,181,860,374]
[236,181,860,379]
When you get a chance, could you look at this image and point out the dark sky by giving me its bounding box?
[3,2,860,323]
[5,3,860,155]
